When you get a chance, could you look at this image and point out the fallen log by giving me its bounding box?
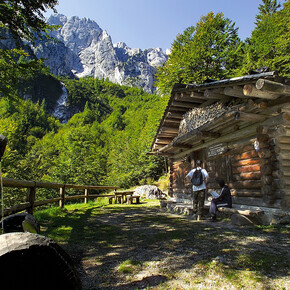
[0,233,82,289]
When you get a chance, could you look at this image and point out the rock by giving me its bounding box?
[134,185,165,199]
[36,14,168,93]
[0,232,82,289]
[0,213,40,234]
[2,13,168,93]
[231,214,254,226]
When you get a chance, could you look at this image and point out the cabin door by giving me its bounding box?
[212,155,232,183]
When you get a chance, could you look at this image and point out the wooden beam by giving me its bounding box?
[262,112,290,126]
[235,111,267,122]
[164,118,182,124]
[197,130,221,138]
[174,123,258,159]
[243,84,280,99]
[189,91,205,99]
[175,93,203,103]
[157,133,177,138]
[170,106,190,112]
[156,137,175,142]
[156,142,170,146]
[167,112,184,119]
[204,89,226,99]
[160,127,179,134]
[172,144,192,149]
[171,101,198,108]
[153,144,165,150]
[224,86,246,98]
[199,99,216,107]
[256,79,290,95]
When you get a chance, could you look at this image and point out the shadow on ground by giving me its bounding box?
[36,203,290,289]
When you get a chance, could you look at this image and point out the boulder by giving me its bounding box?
[231,214,254,226]
[134,185,165,199]
[0,213,40,234]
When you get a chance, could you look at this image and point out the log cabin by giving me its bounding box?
[150,71,290,222]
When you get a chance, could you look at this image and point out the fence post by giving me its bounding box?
[59,186,65,208]
[84,188,89,204]
[27,186,36,215]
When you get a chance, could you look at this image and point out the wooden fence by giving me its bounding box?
[0,177,119,218]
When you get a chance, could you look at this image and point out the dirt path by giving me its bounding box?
[38,202,290,289]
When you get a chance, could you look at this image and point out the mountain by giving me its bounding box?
[32,14,168,93]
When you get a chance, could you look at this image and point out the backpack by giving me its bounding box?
[191,169,203,186]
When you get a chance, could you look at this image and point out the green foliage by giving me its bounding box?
[256,0,281,23]
[239,0,290,76]
[0,97,60,180]
[0,0,57,43]
[0,48,45,99]
[0,77,168,207]
[156,12,243,95]
[0,0,58,98]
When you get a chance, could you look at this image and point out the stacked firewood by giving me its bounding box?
[178,102,227,136]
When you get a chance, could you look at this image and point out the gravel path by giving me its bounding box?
[39,203,290,290]
[43,203,290,289]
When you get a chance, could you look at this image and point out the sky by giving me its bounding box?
[45,0,286,51]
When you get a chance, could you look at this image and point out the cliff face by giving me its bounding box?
[32,14,168,92]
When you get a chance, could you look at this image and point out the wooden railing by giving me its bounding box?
[0,177,119,218]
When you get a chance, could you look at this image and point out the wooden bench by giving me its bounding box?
[217,206,265,225]
[127,195,140,204]
[110,191,135,204]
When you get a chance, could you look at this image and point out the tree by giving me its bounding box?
[239,0,289,77]
[256,0,281,23]
[0,0,58,98]
[155,12,243,95]
[0,0,57,43]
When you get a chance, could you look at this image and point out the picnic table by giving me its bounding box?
[108,190,140,204]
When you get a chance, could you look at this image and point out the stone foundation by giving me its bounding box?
[160,200,290,225]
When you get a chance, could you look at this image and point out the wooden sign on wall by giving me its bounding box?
[207,143,228,158]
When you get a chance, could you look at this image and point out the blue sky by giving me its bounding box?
[45,0,287,51]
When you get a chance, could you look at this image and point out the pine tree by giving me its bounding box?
[239,0,289,77]
[256,0,281,23]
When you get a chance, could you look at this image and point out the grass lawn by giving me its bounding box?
[34,199,290,290]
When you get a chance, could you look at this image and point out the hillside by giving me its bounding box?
[0,77,168,205]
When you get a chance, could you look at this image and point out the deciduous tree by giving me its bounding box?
[155,12,243,95]
[0,0,58,98]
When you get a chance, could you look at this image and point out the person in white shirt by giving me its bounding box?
[185,160,209,220]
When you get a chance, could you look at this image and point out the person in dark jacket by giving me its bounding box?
[209,178,232,222]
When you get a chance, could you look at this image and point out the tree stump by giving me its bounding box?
[0,232,82,290]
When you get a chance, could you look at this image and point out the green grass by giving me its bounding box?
[118,259,142,274]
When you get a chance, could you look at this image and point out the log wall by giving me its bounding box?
[170,158,192,196]
[169,115,290,210]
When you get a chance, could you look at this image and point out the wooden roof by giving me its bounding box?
[150,72,290,156]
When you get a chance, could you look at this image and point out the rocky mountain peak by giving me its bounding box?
[34,14,168,92]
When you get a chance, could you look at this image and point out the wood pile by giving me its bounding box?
[178,102,228,137]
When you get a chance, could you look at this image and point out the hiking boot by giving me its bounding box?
[208,216,216,222]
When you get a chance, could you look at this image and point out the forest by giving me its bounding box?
[0,0,289,205]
